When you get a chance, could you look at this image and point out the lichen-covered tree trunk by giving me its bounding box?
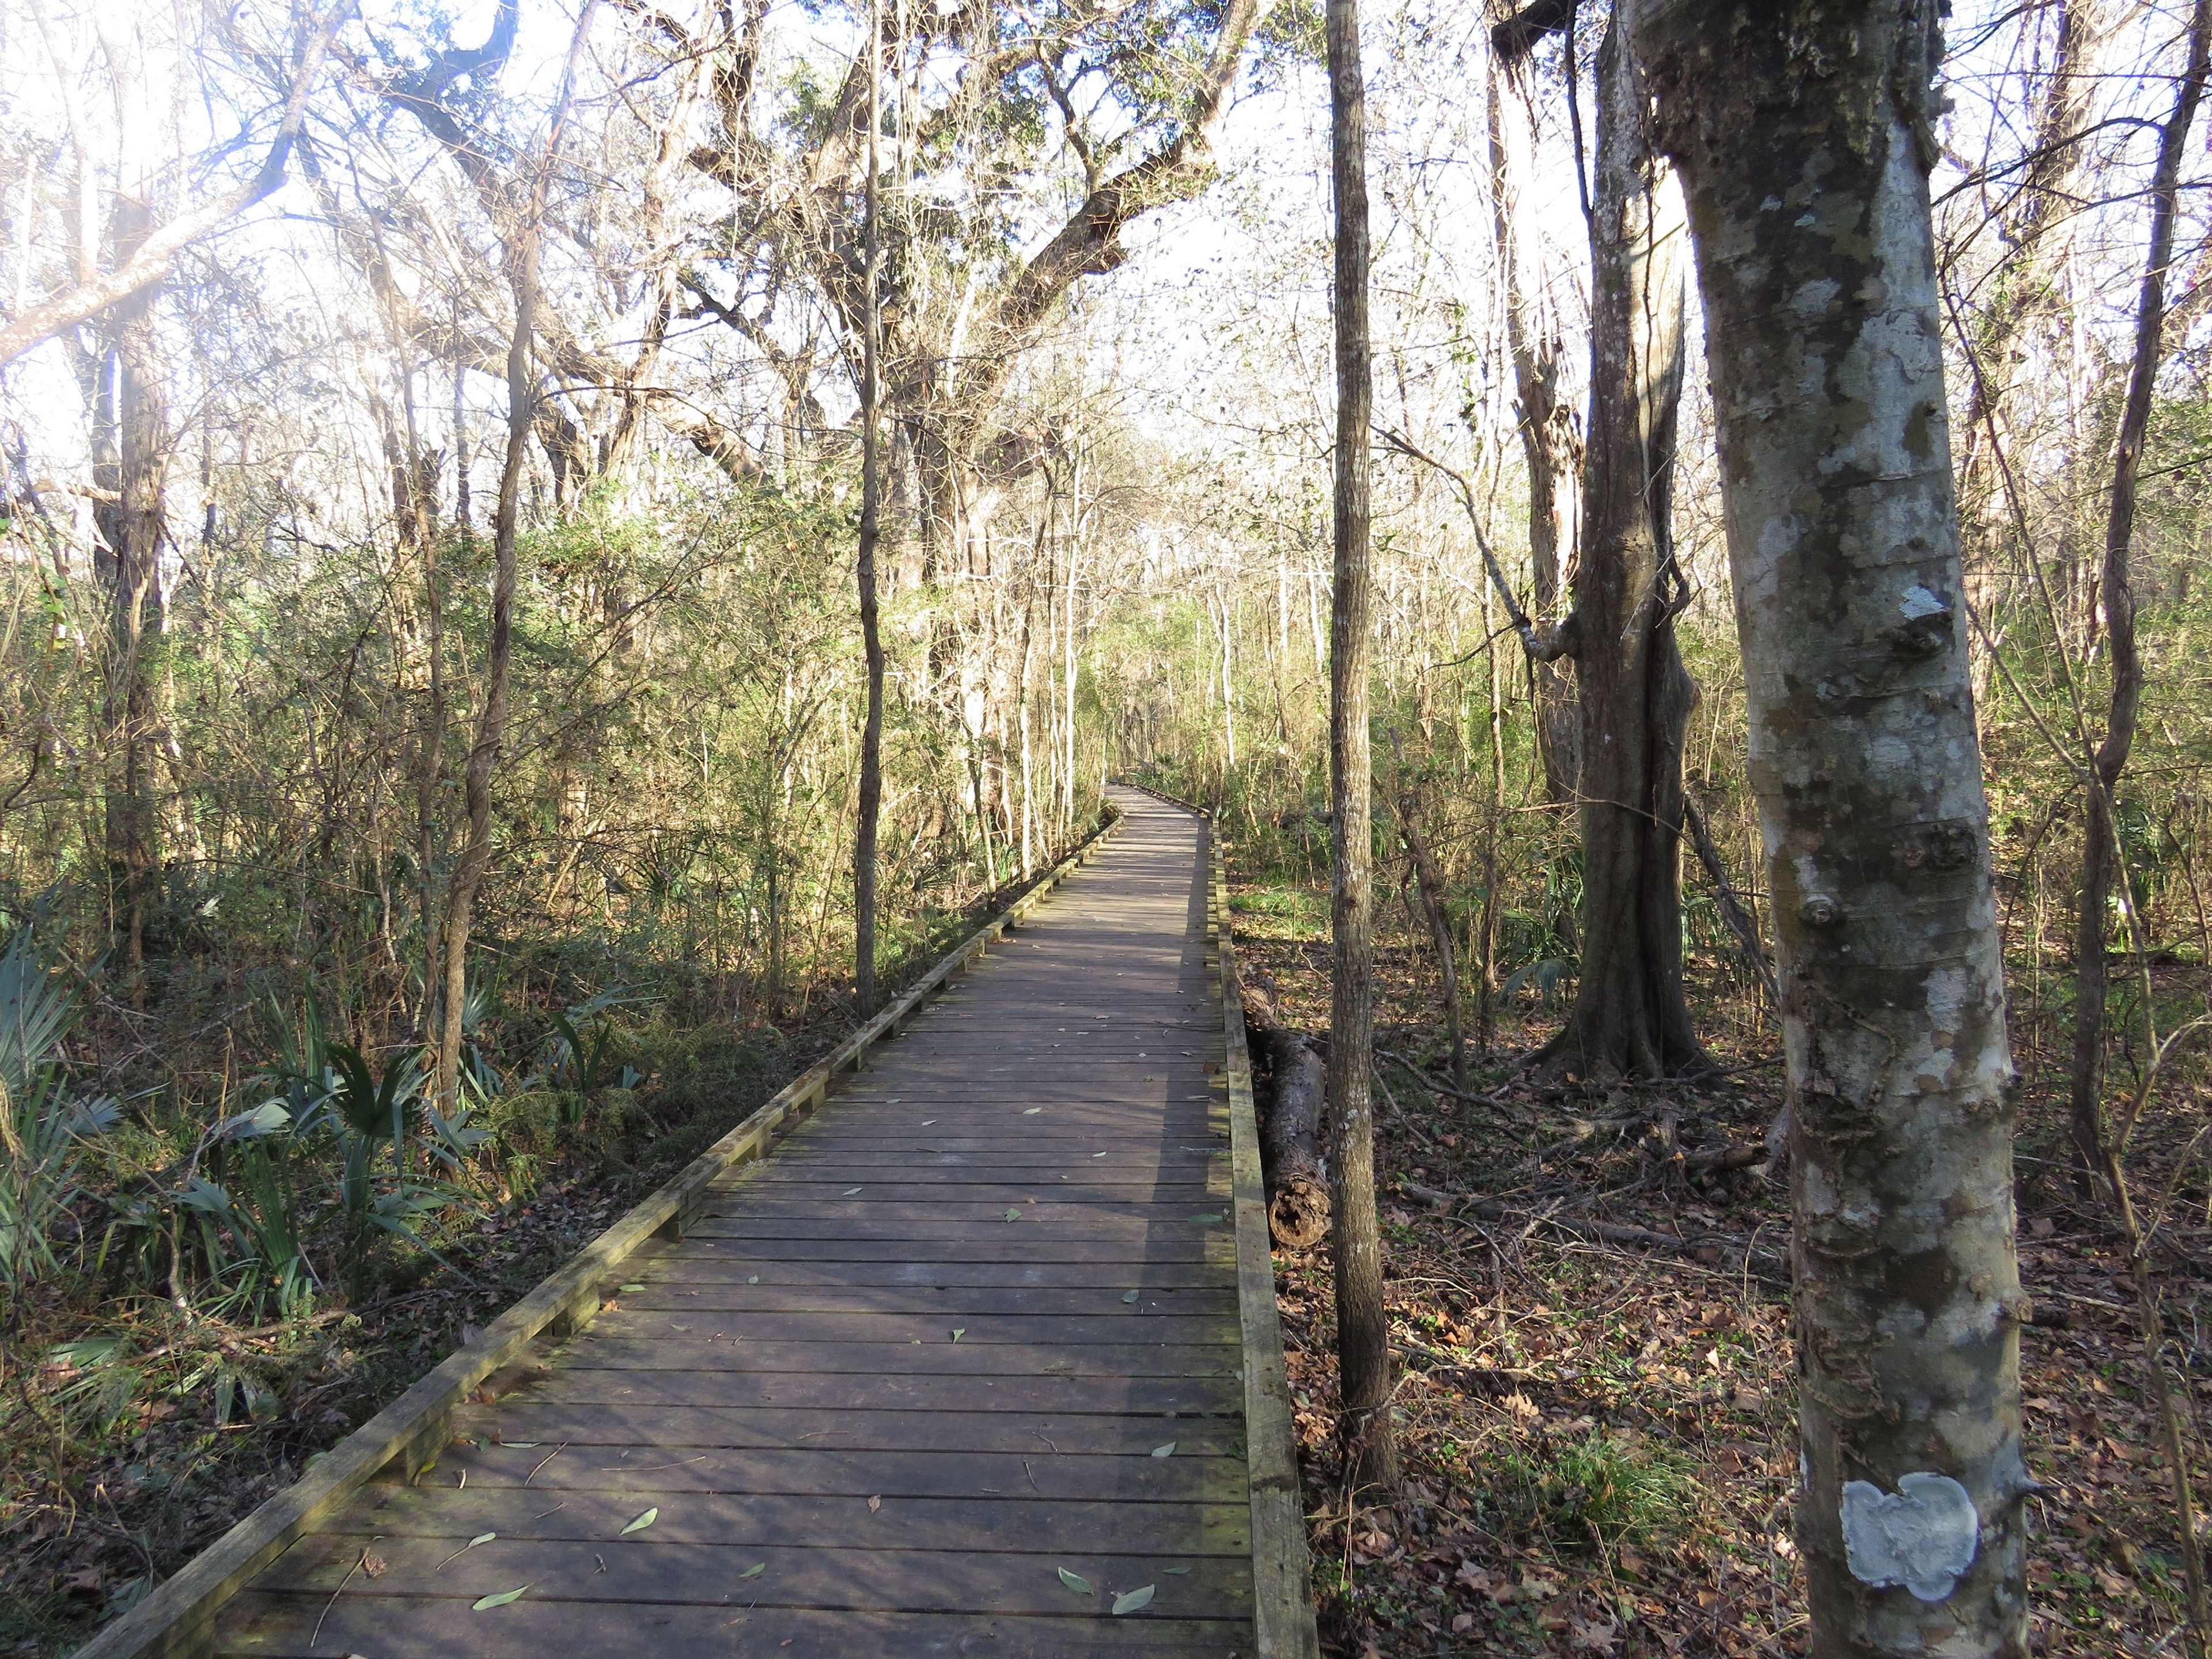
[1533,13,1705,1082]
[1634,2,2029,1654]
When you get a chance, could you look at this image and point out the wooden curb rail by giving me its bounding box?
[1117,778,1320,1659]
[73,809,1124,1659]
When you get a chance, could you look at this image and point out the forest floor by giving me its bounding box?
[1228,866,2207,1658]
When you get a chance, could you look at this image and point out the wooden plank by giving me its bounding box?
[543,1338,1242,1376]
[325,1484,1253,1553]
[577,1310,1241,1346]
[448,1402,1244,1455]
[683,1211,1236,1236]
[507,1368,1241,1414]
[71,809,1125,1659]
[217,1596,1244,1658]
[608,1284,1239,1315]
[252,1533,1255,1619]
[641,1256,1234,1289]
[416,1444,1246,1503]
[654,1237,1233,1263]
[725,1164,1226,1185]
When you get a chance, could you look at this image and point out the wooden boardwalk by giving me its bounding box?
[199,788,1303,1659]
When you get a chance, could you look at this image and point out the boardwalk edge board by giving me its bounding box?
[71,809,1124,1659]
[1122,778,1321,1659]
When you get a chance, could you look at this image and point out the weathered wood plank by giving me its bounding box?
[607,1284,1239,1315]
[639,1256,1234,1289]
[325,1485,1253,1552]
[502,1368,1241,1414]
[217,1597,1244,1658]
[446,1402,1244,1455]
[543,1338,1242,1376]
[415,1444,1247,1502]
[253,1532,1256,1619]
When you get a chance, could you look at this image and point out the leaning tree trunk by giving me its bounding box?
[1635,3,2029,1655]
[1324,0,1395,1496]
[1533,12,1705,1083]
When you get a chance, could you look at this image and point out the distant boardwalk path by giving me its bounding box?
[207,787,1289,1658]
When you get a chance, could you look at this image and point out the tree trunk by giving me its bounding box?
[854,0,887,1017]
[1636,4,2029,1653]
[93,195,166,980]
[1325,0,1395,1497]
[1535,13,1705,1083]
[1484,16,1580,802]
[1388,774,1467,1093]
[2069,0,2210,1191]
[436,206,542,1117]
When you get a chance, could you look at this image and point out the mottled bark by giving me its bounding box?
[2070,0,2210,1193]
[1534,13,1705,1083]
[1635,2,2028,1654]
[1325,0,1395,1495]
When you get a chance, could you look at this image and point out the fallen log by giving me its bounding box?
[1244,983,1332,1249]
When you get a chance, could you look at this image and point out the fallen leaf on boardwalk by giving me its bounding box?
[842,1188,862,1196]
[739,1562,767,1580]
[868,1495,882,1513]
[1152,1442,1176,1457]
[1005,1209,1022,1221]
[1123,1289,1140,1302]
[747,1275,759,1284]
[619,1508,658,1536]
[1112,1585,1156,1615]
[502,1442,539,1449]
[668,1323,690,1331]
[951,1328,966,1342]
[361,1553,387,1579]
[1023,1108,1043,1115]
[434,1533,497,1571]
[1164,1565,1192,1575]
[620,1283,644,1293]
[1057,1567,1095,1595]
[472,1586,529,1610]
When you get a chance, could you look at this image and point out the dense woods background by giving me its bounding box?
[6,0,2212,1652]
